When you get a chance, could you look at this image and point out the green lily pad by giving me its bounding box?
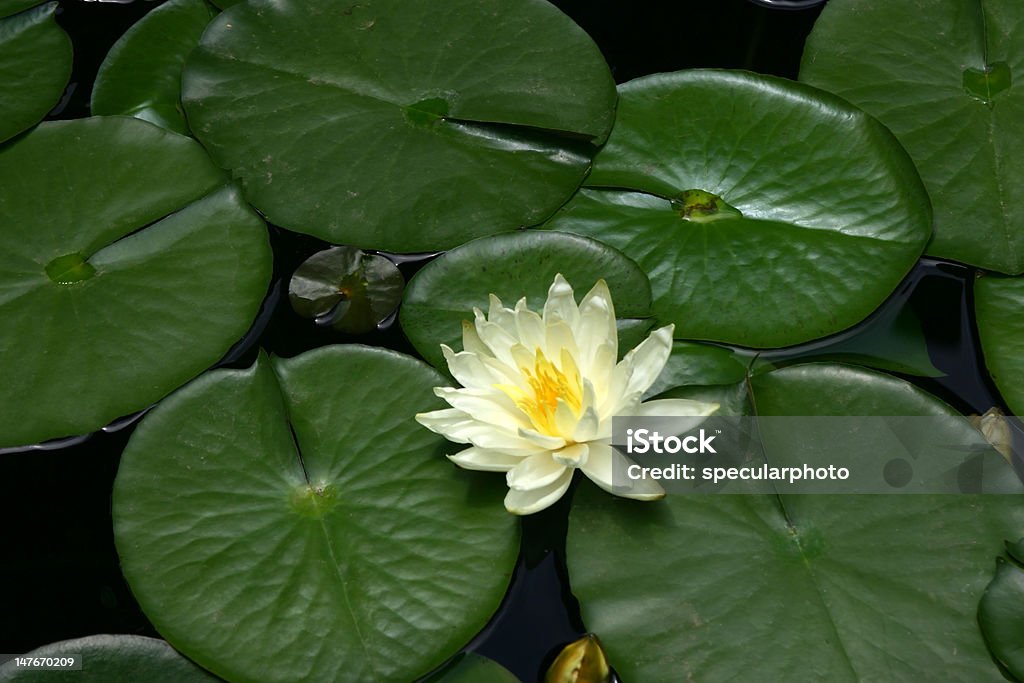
[800,0,1024,274]
[0,636,220,682]
[0,0,41,20]
[92,0,217,135]
[400,231,652,370]
[978,549,1024,680]
[645,341,751,399]
[0,117,272,448]
[0,2,72,143]
[976,275,1024,416]
[428,653,521,683]
[181,0,616,252]
[542,70,932,348]
[0,635,220,682]
[113,346,519,683]
[568,363,1023,682]
[289,246,404,334]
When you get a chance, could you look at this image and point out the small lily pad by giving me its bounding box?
[92,0,218,135]
[113,346,519,683]
[0,117,272,448]
[801,0,1024,274]
[400,231,653,370]
[0,2,72,143]
[542,70,931,347]
[181,0,616,251]
[978,549,1024,680]
[288,246,404,334]
[0,635,220,682]
[568,363,1023,682]
[976,275,1024,417]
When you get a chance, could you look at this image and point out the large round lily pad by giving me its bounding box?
[0,117,272,448]
[92,0,217,135]
[978,543,1024,680]
[181,0,616,252]
[0,2,72,143]
[113,346,519,683]
[568,363,1023,682]
[542,70,932,348]
[800,0,1024,274]
[400,231,653,370]
[976,275,1024,417]
[0,635,220,682]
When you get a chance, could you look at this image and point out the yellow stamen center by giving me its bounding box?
[497,348,583,436]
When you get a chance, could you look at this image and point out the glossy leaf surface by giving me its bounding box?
[182,0,616,251]
[0,635,220,682]
[543,70,931,347]
[801,0,1024,274]
[568,363,1023,682]
[0,2,72,143]
[976,275,1024,416]
[400,231,652,370]
[978,547,1024,680]
[92,0,217,135]
[113,346,519,683]
[0,117,272,448]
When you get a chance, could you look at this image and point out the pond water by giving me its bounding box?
[8,1,1020,682]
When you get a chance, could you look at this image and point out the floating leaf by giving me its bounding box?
[0,2,72,143]
[92,0,217,135]
[428,653,521,683]
[976,275,1024,416]
[0,117,272,448]
[400,231,652,370]
[112,346,519,683]
[542,70,931,348]
[545,634,611,683]
[568,363,1024,682]
[0,0,43,20]
[0,635,220,682]
[645,341,751,399]
[181,0,616,252]
[800,0,1024,274]
[288,246,404,334]
[978,547,1024,680]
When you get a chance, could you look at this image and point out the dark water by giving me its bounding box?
[15,2,1018,683]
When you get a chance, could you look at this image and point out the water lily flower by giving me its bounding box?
[415,274,719,515]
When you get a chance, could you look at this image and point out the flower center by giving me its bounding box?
[501,349,583,436]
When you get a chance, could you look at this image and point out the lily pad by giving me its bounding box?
[0,117,272,448]
[978,547,1024,681]
[92,0,217,135]
[568,363,1024,682]
[542,70,932,348]
[181,0,616,252]
[112,346,519,683]
[800,0,1024,274]
[0,635,220,682]
[289,246,404,334]
[645,341,751,399]
[428,653,521,683]
[0,0,41,20]
[976,275,1024,416]
[400,231,652,370]
[0,2,72,143]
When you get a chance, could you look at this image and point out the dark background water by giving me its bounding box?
[5,1,1016,681]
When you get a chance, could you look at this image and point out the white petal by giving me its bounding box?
[514,299,546,351]
[461,320,492,357]
[576,279,617,365]
[475,318,519,362]
[433,387,530,431]
[543,273,580,328]
[417,409,543,455]
[506,452,568,490]
[504,468,574,515]
[572,405,601,443]
[448,447,524,472]
[553,442,589,467]
[631,398,719,423]
[581,442,665,500]
[544,319,579,363]
[486,294,517,334]
[442,346,501,390]
[553,398,580,438]
[620,324,675,397]
[518,428,566,451]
